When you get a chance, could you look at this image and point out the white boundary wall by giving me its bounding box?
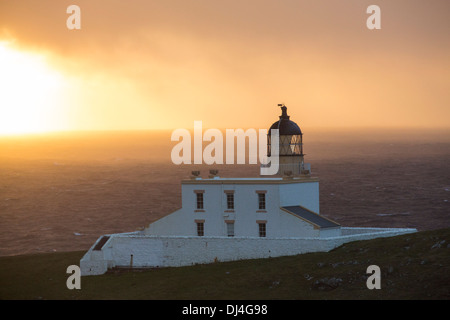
[81,227,416,276]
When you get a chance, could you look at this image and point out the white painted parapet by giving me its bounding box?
[80,227,416,276]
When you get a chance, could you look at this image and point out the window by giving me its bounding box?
[258,193,266,210]
[226,222,235,237]
[224,190,235,211]
[258,222,266,237]
[196,192,204,210]
[196,222,204,236]
[226,193,234,210]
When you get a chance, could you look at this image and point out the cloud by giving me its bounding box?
[0,0,449,130]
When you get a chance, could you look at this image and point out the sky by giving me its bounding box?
[0,0,449,134]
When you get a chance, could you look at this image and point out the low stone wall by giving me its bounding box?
[340,227,411,236]
[80,227,416,276]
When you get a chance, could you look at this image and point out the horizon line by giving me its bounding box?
[1,125,450,137]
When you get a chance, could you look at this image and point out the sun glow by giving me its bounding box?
[0,42,66,135]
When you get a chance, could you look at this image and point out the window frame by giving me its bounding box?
[226,193,234,210]
[195,220,205,236]
[194,190,205,210]
[225,221,235,237]
[258,222,266,237]
[256,191,266,211]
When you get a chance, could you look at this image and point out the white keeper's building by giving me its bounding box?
[81,105,416,275]
[145,176,340,239]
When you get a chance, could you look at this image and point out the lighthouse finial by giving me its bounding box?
[278,103,289,120]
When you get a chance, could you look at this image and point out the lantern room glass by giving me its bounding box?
[268,134,303,156]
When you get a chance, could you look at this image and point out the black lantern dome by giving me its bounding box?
[268,104,304,156]
[269,105,302,136]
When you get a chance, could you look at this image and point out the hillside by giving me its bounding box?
[0,228,449,300]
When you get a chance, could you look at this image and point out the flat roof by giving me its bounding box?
[281,206,340,229]
[182,176,319,184]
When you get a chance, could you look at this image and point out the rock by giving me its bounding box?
[312,277,343,290]
[304,274,313,280]
[431,240,446,249]
[331,262,343,268]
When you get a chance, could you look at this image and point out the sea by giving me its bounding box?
[0,128,449,256]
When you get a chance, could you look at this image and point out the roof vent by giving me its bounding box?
[191,171,201,179]
[209,169,219,178]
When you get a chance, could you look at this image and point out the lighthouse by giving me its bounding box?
[266,104,310,176]
[80,104,417,275]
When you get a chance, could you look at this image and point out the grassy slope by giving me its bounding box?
[0,228,449,300]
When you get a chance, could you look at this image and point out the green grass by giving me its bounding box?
[1,228,449,300]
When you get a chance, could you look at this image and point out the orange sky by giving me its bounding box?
[0,0,449,134]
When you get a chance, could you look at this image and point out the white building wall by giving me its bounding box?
[276,209,319,237]
[145,179,321,238]
[144,209,194,236]
[230,183,279,237]
[279,181,320,213]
